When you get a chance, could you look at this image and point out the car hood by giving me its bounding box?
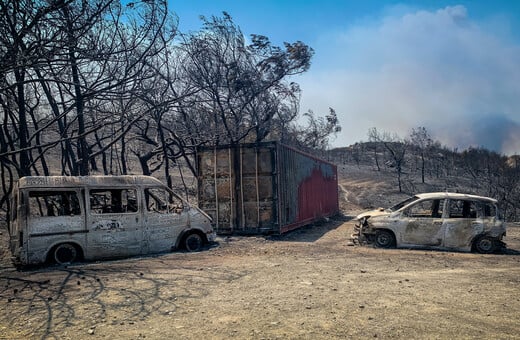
[355,208,391,220]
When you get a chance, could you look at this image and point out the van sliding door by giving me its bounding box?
[86,188,142,259]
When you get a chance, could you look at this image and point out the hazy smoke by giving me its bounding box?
[299,5,520,155]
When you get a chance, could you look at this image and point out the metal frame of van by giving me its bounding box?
[8,176,216,266]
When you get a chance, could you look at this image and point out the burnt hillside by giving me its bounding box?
[327,142,520,221]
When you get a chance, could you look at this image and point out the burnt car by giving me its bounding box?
[354,192,506,253]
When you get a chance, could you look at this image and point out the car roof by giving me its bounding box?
[414,192,497,203]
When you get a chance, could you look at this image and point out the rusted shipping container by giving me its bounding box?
[196,142,339,234]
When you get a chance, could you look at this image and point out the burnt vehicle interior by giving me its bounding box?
[29,191,81,217]
[144,188,184,214]
[403,199,444,218]
[89,189,138,214]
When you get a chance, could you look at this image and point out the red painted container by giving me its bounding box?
[196,142,338,234]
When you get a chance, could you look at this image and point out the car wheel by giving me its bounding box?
[474,236,496,254]
[374,230,395,248]
[183,233,204,252]
[53,243,78,264]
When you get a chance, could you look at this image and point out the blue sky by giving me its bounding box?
[170,1,520,154]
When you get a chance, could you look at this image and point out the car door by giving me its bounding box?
[443,199,482,249]
[401,199,445,246]
[86,187,142,259]
[142,187,188,254]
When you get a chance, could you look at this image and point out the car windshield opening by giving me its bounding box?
[389,196,420,212]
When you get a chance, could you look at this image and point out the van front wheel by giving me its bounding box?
[53,243,78,264]
[183,233,204,252]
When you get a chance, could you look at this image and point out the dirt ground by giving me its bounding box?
[1,165,520,339]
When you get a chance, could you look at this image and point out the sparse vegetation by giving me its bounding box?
[329,127,520,221]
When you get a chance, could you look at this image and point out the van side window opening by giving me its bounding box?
[90,189,138,214]
[449,200,478,218]
[145,188,184,214]
[29,191,81,217]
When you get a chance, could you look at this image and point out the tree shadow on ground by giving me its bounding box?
[0,259,248,339]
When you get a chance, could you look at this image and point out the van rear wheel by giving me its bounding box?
[183,233,204,252]
[53,243,78,264]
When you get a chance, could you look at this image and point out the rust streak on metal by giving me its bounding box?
[197,142,339,235]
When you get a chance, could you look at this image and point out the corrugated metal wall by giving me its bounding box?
[196,142,338,234]
[277,144,338,233]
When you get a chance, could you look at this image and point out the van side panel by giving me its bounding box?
[142,186,188,253]
[86,187,142,259]
[24,189,86,264]
[143,212,187,252]
[86,216,142,259]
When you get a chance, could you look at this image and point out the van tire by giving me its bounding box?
[183,232,204,252]
[53,243,78,264]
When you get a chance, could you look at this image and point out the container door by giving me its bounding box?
[197,148,235,233]
[197,144,278,234]
[142,187,188,253]
[86,188,142,259]
[238,145,277,233]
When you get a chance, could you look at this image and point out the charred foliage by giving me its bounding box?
[0,2,339,213]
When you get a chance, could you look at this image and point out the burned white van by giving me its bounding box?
[8,176,216,266]
[354,192,506,253]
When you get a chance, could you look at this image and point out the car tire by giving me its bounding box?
[183,232,204,252]
[53,243,78,264]
[473,236,496,254]
[374,230,395,248]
